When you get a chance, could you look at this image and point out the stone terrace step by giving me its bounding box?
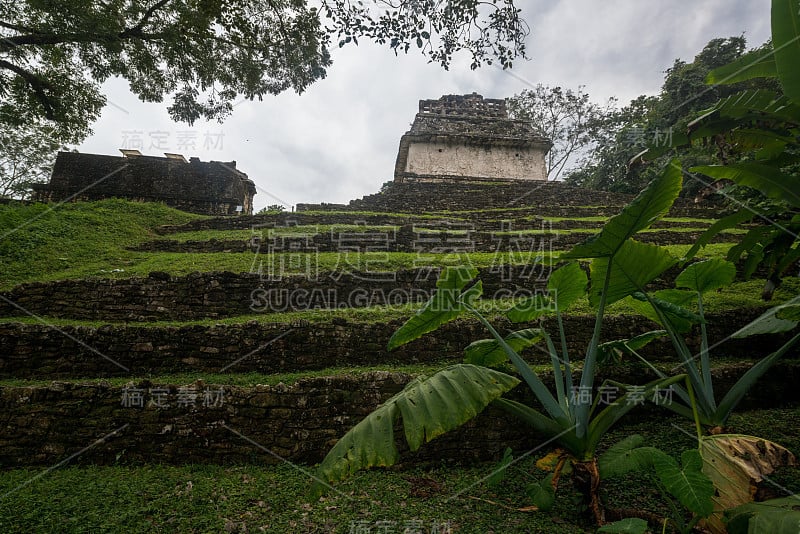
[129,228,738,254]
[295,180,724,219]
[298,180,637,213]
[1,310,794,379]
[2,361,799,467]
[0,266,556,322]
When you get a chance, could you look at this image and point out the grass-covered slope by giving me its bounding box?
[0,200,201,289]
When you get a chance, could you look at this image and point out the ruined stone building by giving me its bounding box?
[33,151,256,215]
[394,93,552,182]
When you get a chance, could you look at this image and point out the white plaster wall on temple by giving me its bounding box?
[405,142,547,180]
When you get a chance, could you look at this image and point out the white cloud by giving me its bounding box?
[77,0,773,210]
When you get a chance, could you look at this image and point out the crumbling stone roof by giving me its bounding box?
[407,92,550,144]
[394,93,552,181]
[33,151,256,215]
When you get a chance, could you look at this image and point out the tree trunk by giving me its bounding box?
[572,458,605,525]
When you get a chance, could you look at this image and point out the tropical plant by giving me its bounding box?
[312,163,689,525]
[617,257,800,428]
[598,431,797,534]
[635,0,800,299]
[598,436,715,534]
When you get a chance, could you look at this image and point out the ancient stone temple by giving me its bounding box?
[393,93,551,182]
[32,151,256,216]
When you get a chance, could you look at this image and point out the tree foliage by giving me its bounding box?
[506,85,617,181]
[565,36,779,195]
[0,0,529,144]
[0,124,62,199]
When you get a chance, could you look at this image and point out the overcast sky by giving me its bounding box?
[77,0,772,211]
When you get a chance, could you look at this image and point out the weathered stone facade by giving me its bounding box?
[394,93,552,182]
[32,151,257,215]
[1,363,798,467]
[0,310,792,379]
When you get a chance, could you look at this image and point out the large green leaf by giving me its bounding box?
[772,0,800,102]
[676,259,736,294]
[312,364,520,495]
[653,449,715,518]
[598,434,658,478]
[387,266,481,350]
[630,289,700,334]
[506,293,553,323]
[731,294,800,337]
[705,47,778,85]
[684,209,755,261]
[464,328,544,367]
[506,262,586,323]
[547,261,588,310]
[588,240,676,306]
[526,473,556,511]
[700,433,798,533]
[691,163,800,208]
[725,497,800,534]
[562,161,682,259]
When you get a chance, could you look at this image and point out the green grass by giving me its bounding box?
[0,363,453,388]
[0,200,738,290]
[0,407,797,533]
[0,200,200,289]
[163,225,403,243]
[1,276,787,329]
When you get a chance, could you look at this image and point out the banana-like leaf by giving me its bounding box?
[676,259,736,294]
[464,328,544,367]
[597,518,649,534]
[691,163,800,208]
[700,433,798,533]
[387,266,481,350]
[588,240,676,307]
[653,449,715,518]
[548,261,588,310]
[725,497,800,534]
[731,294,800,337]
[705,47,777,85]
[312,364,520,496]
[689,90,798,125]
[772,0,800,102]
[562,162,682,259]
[684,209,755,261]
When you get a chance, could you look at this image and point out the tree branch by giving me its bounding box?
[119,0,173,38]
[0,59,55,119]
[0,20,39,34]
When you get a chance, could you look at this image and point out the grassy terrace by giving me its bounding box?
[1,407,798,533]
[0,199,739,289]
[2,197,798,533]
[1,278,797,327]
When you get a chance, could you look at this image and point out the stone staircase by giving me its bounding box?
[0,180,797,471]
